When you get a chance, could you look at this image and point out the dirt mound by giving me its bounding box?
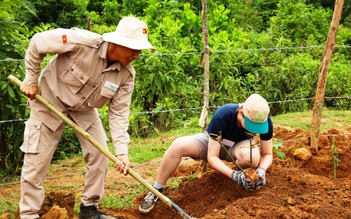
[40,191,75,218]
[106,126,351,219]
[9,126,351,218]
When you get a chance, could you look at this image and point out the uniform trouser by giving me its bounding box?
[19,116,109,219]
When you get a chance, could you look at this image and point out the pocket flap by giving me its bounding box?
[60,64,89,93]
[20,119,42,154]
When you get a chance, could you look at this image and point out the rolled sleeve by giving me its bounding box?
[109,76,134,155]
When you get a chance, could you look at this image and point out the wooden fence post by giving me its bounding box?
[310,0,344,152]
[87,17,92,31]
[199,0,210,172]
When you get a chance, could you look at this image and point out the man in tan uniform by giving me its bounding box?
[19,16,155,219]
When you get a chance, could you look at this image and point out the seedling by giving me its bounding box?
[331,142,340,180]
[209,132,259,183]
[272,142,286,160]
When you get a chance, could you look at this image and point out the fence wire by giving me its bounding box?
[0,45,350,62]
[1,96,349,124]
[1,45,350,186]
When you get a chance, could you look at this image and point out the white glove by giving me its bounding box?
[232,170,255,192]
[254,167,266,188]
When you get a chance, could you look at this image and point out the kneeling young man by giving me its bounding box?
[139,93,273,214]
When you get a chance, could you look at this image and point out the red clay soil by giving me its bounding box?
[3,126,351,219]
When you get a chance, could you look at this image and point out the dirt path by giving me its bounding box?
[1,126,351,219]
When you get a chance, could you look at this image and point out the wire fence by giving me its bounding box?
[1,45,350,186]
[0,45,350,63]
[1,43,349,123]
[1,96,350,124]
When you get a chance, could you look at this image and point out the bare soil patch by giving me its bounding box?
[1,126,351,219]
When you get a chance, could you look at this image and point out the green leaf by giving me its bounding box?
[275,150,286,160]
[1,83,7,90]
[7,85,15,99]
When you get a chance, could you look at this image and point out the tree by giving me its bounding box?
[307,0,351,25]
[21,0,87,29]
[0,0,35,173]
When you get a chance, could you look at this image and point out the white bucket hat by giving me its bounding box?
[102,16,155,50]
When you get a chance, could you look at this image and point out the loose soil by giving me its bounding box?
[1,125,351,219]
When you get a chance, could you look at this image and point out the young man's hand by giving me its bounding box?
[254,167,266,188]
[232,170,255,192]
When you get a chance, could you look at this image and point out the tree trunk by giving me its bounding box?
[199,0,210,132]
[200,0,210,172]
[87,17,92,31]
[310,0,344,152]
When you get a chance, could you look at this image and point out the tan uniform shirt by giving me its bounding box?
[23,28,135,155]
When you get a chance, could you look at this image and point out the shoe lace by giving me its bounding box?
[144,191,158,202]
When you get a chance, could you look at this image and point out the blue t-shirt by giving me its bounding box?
[206,104,273,145]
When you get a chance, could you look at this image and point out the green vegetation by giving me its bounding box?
[272,141,286,160]
[1,0,351,177]
[0,198,17,218]
[128,117,200,163]
[99,182,146,208]
[272,109,351,131]
[1,1,350,216]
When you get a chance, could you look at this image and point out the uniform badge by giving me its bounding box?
[104,81,119,91]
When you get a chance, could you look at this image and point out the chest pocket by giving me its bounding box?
[60,64,89,94]
[87,77,120,108]
[100,80,118,99]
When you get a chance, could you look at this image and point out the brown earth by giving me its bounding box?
[1,126,351,219]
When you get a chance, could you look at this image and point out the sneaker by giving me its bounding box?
[79,204,115,219]
[139,188,163,214]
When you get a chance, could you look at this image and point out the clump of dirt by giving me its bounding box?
[244,168,259,182]
[39,191,75,218]
[5,126,351,219]
[41,205,69,219]
[12,191,75,219]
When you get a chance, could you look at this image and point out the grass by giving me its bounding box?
[0,198,17,217]
[273,108,351,131]
[128,117,201,163]
[100,182,145,208]
[72,182,147,215]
